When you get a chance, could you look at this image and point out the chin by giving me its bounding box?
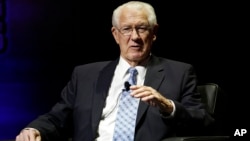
[129,55,142,60]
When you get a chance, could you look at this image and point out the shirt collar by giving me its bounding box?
[116,56,147,81]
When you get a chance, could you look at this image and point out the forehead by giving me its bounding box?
[119,8,149,26]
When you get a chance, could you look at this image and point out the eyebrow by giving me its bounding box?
[121,23,149,27]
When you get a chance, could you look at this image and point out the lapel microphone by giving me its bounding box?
[124,81,131,91]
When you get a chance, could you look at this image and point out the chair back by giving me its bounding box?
[197,83,228,136]
[198,83,220,115]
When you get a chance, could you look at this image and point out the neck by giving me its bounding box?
[126,54,151,67]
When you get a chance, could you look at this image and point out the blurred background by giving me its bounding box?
[0,0,248,140]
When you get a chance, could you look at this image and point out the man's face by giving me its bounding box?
[112,8,157,65]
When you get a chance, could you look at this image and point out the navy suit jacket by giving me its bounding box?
[28,55,213,141]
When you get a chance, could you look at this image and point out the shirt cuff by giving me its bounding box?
[160,100,176,117]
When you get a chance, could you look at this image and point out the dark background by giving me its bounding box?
[0,0,248,140]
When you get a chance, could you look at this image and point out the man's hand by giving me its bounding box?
[130,85,173,114]
[16,128,41,141]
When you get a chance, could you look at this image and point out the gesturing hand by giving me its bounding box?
[130,85,173,114]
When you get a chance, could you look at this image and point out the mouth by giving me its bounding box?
[130,45,141,48]
[129,45,142,52]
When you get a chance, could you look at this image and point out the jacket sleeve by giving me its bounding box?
[26,67,78,141]
[172,64,214,136]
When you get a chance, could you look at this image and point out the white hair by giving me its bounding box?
[112,1,157,28]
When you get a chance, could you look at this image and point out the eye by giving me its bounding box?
[137,26,148,33]
[121,27,132,33]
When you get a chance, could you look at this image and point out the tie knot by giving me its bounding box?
[128,67,138,85]
[129,67,138,75]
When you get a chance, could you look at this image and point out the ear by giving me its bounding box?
[153,35,157,41]
[152,24,159,41]
[111,27,119,44]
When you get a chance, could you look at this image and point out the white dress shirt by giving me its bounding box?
[95,56,147,141]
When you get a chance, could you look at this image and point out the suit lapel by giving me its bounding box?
[91,59,118,136]
[136,56,165,125]
[90,56,166,133]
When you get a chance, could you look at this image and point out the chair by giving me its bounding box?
[162,83,230,141]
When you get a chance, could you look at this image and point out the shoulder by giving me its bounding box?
[152,55,193,69]
[152,56,197,80]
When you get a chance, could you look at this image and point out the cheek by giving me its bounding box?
[119,38,130,48]
[113,31,122,44]
[119,44,129,54]
[142,38,153,49]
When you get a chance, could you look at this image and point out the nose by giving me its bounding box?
[130,28,140,40]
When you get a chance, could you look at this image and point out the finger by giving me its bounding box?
[18,128,41,141]
[36,135,41,141]
[16,130,28,141]
[23,130,32,141]
[141,94,155,101]
[132,90,152,98]
[28,129,37,141]
[130,86,146,94]
[15,135,20,141]
[29,129,41,141]
[130,85,141,91]
[131,86,156,95]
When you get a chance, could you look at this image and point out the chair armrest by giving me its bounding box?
[162,136,230,141]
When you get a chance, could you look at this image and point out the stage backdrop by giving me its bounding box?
[0,0,248,140]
